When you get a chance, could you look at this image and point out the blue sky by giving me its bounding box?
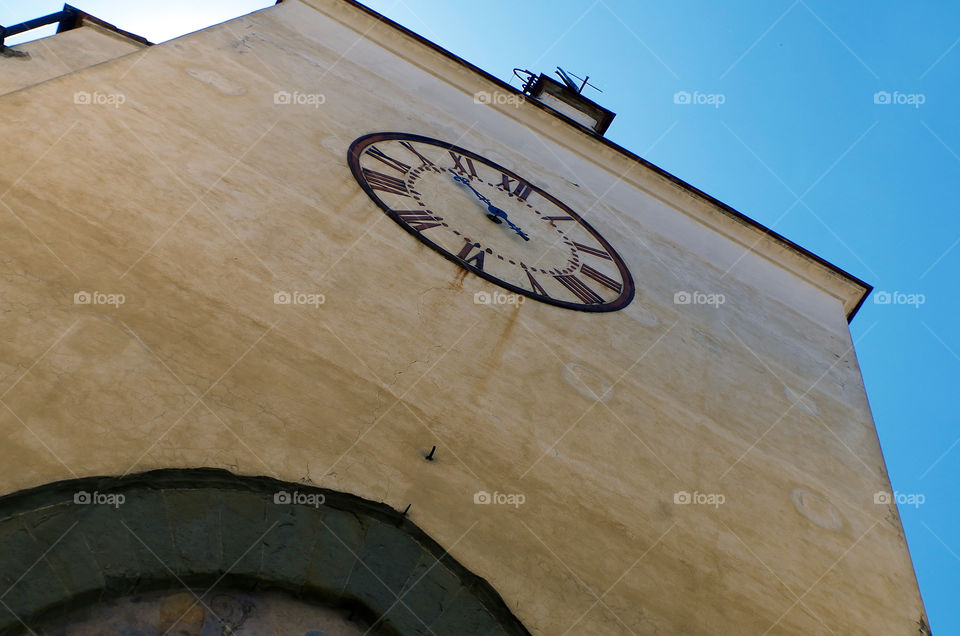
[3,0,957,632]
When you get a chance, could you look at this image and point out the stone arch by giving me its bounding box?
[0,468,529,635]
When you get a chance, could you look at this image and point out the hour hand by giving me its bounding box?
[505,219,530,241]
[488,205,529,241]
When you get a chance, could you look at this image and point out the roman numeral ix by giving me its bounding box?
[399,141,435,167]
[365,146,411,174]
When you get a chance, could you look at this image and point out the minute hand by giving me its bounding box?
[453,175,493,206]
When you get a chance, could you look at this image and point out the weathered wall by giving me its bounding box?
[0,0,923,633]
[0,25,143,97]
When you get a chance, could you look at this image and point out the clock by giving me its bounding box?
[347,132,634,312]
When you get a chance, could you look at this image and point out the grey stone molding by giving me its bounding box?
[0,468,530,635]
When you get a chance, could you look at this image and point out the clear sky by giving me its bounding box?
[2,0,957,632]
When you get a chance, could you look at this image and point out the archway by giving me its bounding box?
[0,469,529,635]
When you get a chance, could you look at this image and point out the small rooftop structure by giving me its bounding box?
[0,3,151,48]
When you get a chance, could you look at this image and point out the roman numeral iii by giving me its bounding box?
[362,168,409,196]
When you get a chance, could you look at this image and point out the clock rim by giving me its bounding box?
[347,131,635,313]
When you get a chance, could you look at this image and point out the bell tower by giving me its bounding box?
[0,0,927,633]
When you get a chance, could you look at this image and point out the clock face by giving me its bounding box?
[347,132,634,312]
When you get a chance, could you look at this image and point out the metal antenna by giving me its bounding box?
[556,67,603,95]
[555,67,580,92]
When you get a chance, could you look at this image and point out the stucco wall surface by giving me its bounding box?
[1,25,143,96]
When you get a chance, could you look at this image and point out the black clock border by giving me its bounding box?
[348,131,635,313]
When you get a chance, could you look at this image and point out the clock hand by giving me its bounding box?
[453,175,529,239]
[453,175,492,206]
[453,175,503,223]
[485,203,508,220]
[486,204,530,241]
[503,218,531,241]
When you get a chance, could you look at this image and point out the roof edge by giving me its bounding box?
[58,3,152,46]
